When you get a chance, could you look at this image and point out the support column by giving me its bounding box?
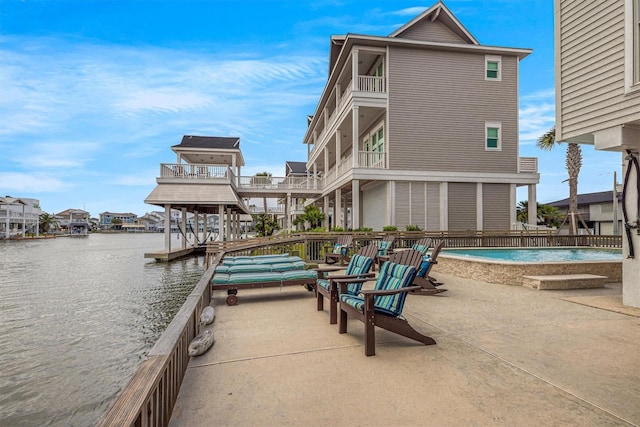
[194,210,200,245]
[527,184,537,226]
[352,179,360,230]
[218,204,225,241]
[286,194,291,231]
[335,132,341,170]
[181,208,187,249]
[440,182,448,231]
[476,183,483,231]
[352,106,359,168]
[324,196,330,230]
[335,188,342,228]
[226,208,232,241]
[164,204,171,252]
[21,204,26,238]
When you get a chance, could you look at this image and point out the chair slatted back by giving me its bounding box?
[373,262,417,317]
[389,249,424,270]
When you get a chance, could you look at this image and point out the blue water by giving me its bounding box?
[445,248,622,262]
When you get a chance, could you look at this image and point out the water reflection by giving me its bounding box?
[0,234,204,426]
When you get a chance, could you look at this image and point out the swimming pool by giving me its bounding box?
[434,247,622,286]
[446,248,622,262]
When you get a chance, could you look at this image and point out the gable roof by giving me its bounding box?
[173,135,240,150]
[548,190,621,208]
[286,161,308,175]
[389,1,479,45]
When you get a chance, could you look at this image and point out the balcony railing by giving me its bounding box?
[160,163,231,179]
[357,76,386,93]
[519,157,538,173]
[237,176,322,191]
[359,151,386,169]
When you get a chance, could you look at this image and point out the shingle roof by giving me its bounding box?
[173,135,240,150]
[286,161,308,175]
[548,190,621,207]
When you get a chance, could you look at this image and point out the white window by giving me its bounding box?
[485,122,501,151]
[485,55,501,81]
[625,0,640,89]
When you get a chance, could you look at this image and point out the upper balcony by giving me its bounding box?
[157,163,323,198]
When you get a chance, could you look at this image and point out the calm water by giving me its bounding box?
[0,233,205,426]
[446,248,623,262]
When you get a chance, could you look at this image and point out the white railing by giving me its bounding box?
[237,176,322,191]
[160,163,230,179]
[357,76,386,93]
[359,151,386,169]
[519,157,538,173]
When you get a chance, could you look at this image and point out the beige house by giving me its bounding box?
[555,0,640,307]
[303,1,539,231]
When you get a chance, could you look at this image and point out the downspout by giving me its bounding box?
[621,150,640,258]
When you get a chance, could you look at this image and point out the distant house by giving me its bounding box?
[99,211,138,230]
[56,208,91,232]
[548,190,622,235]
[0,196,42,238]
[302,1,539,231]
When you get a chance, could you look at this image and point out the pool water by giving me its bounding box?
[445,248,622,262]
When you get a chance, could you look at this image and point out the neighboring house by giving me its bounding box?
[302,1,539,231]
[555,0,640,307]
[99,212,138,230]
[548,190,622,235]
[56,208,91,231]
[0,197,42,238]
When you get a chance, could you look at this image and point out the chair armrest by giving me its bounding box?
[333,275,376,284]
[327,272,375,280]
[360,286,422,297]
[314,266,343,274]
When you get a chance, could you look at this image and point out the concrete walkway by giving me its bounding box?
[170,272,640,426]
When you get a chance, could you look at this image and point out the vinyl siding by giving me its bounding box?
[448,182,477,231]
[426,182,441,230]
[395,19,468,44]
[482,183,511,230]
[410,183,426,229]
[395,182,411,227]
[558,0,640,139]
[362,182,388,230]
[387,47,519,173]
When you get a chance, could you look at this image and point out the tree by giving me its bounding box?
[293,205,325,230]
[252,213,280,237]
[39,212,58,234]
[110,217,123,230]
[537,126,586,234]
[517,201,563,228]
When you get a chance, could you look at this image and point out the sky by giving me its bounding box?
[0,0,623,217]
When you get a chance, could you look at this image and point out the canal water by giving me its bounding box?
[0,233,205,426]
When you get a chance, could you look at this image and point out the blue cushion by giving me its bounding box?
[412,243,429,255]
[378,240,391,256]
[317,278,331,292]
[417,255,431,278]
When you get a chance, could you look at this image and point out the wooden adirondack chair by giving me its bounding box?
[373,234,395,271]
[389,247,447,295]
[338,261,437,356]
[314,244,378,324]
[324,234,354,265]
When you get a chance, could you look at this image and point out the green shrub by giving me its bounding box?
[332,226,345,232]
[405,224,421,231]
[353,227,373,232]
[382,225,398,231]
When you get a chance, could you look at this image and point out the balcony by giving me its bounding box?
[519,157,538,173]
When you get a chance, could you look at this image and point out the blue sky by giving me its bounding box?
[0,0,622,217]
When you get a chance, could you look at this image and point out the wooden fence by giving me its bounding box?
[99,230,622,426]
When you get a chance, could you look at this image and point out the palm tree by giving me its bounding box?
[537,126,584,234]
[39,212,58,234]
[517,201,563,228]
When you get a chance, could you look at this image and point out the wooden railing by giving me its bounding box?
[101,230,622,426]
[98,255,218,427]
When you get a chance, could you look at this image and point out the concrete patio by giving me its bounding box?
[170,270,640,426]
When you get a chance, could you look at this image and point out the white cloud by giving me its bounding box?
[390,7,428,16]
[0,172,68,192]
[519,88,555,144]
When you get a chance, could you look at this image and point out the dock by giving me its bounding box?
[169,271,640,426]
[144,247,203,262]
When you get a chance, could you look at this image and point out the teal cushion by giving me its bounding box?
[215,264,230,274]
[417,255,431,278]
[281,270,317,280]
[333,243,344,254]
[227,272,282,284]
[340,262,417,317]
[378,240,391,256]
[345,254,373,276]
[212,273,230,284]
[412,243,429,255]
[317,278,331,291]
